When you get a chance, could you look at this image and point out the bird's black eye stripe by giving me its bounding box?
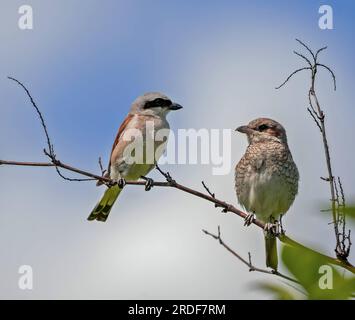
[144,98,172,109]
[258,124,269,131]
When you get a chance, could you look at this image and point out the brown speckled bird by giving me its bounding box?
[235,118,299,270]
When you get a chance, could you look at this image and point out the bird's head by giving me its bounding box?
[130,92,183,117]
[236,118,288,145]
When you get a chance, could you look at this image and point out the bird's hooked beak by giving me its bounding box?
[169,103,183,111]
[236,125,253,134]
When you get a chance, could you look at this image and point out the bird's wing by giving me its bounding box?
[108,113,135,173]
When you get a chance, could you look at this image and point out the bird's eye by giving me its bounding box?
[144,98,172,109]
[154,98,164,105]
[156,98,172,107]
[258,124,269,131]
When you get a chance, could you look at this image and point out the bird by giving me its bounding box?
[234,118,299,270]
[88,92,183,222]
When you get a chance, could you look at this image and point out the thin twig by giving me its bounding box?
[338,177,345,207]
[202,227,299,284]
[8,76,93,182]
[293,50,312,67]
[202,181,229,211]
[201,181,215,198]
[307,107,322,132]
[275,67,312,89]
[295,39,315,62]
[308,91,320,119]
[155,163,175,184]
[98,157,106,176]
[315,46,327,61]
[7,77,53,156]
[316,63,337,91]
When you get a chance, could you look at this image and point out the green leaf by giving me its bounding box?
[253,282,298,300]
[341,206,355,220]
[320,203,355,221]
[281,245,355,299]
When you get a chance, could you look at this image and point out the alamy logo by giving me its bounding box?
[318,265,333,289]
[18,5,33,30]
[121,123,232,175]
[18,265,33,290]
[318,5,333,30]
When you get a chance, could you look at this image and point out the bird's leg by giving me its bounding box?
[264,217,280,236]
[141,176,154,191]
[117,178,126,188]
[264,222,276,235]
[244,212,255,226]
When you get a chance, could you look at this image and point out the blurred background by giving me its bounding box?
[0,0,354,299]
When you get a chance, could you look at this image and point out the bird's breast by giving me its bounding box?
[110,115,170,181]
[236,152,298,222]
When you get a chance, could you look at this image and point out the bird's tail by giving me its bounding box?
[264,233,278,270]
[88,185,122,222]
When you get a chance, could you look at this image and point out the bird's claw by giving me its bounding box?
[264,221,280,236]
[141,176,154,191]
[244,213,255,226]
[117,178,126,188]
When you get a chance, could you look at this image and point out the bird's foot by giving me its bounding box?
[264,221,280,236]
[117,178,126,188]
[141,176,154,191]
[244,213,255,226]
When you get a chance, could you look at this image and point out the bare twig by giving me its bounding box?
[307,107,322,132]
[276,39,352,262]
[315,46,327,61]
[201,181,229,212]
[275,67,311,89]
[308,91,320,119]
[338,177,345,207]
[295,39,315,62]
[316,63,337,91]
[98,157,106,176]
[8,76,94,182]
[155,163,175,184]
[203,227,299,284]
[7,77,52,156]
[201,181,215,198]
[293,51,312,67]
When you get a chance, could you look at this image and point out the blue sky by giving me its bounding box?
[1,0,354,299]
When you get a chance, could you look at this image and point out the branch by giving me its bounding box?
[276,39,352,262]
[1,158,354,273]
[202,226,299,284]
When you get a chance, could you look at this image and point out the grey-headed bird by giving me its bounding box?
[235,118,299,270]
[88,92,182,222]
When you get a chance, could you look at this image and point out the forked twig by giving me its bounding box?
[7,76,94,182]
